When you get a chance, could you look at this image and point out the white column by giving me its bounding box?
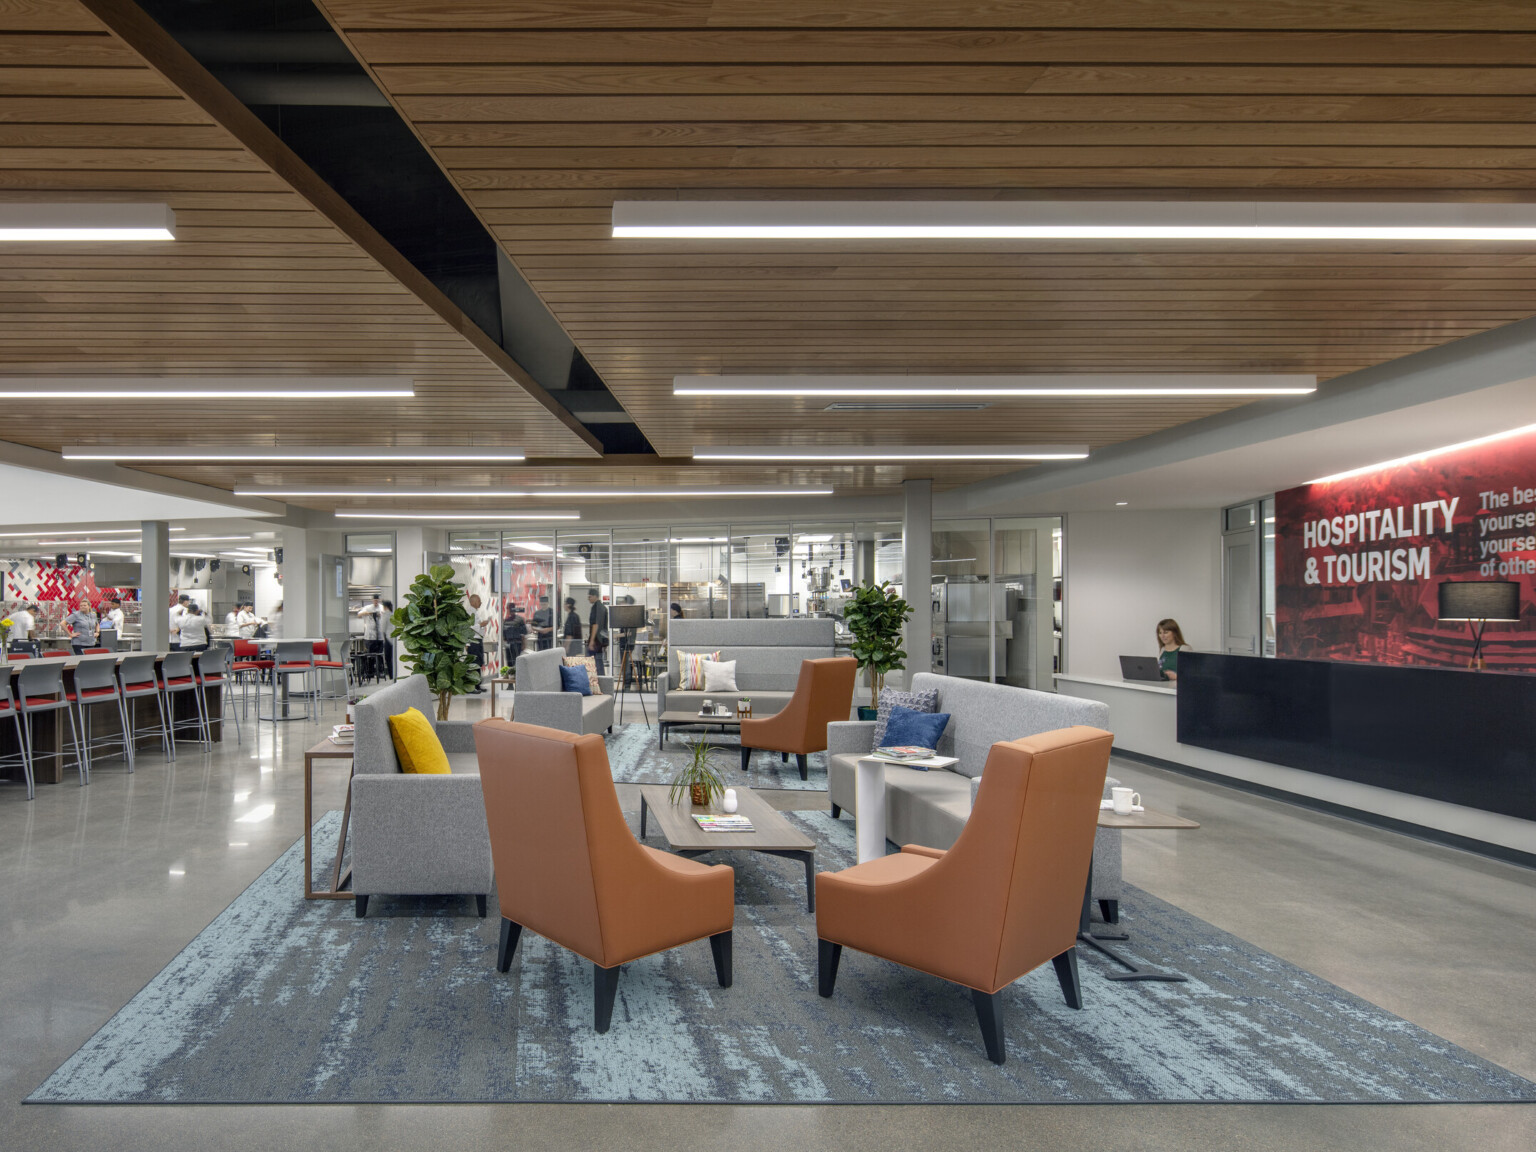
[903,479,933,681]
[279,528,313,639]
[139,520,171,650]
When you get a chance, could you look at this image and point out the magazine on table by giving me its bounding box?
[873,745,936,761]
[692,814,754,833]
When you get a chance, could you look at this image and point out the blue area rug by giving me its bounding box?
[606,722,828,792]
[28,809,1536,1105]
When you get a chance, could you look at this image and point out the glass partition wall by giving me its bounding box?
[449,515,1063,687]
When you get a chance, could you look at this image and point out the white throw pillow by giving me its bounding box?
[702,658,738,693]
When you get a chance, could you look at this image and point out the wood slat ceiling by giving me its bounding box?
[0,0,603,514]
[318,0,1536,481]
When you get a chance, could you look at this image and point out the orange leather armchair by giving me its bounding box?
[814,725,1113,1064]
[738,656,857,780]
[475,719,736,1032]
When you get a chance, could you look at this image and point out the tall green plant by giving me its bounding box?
[390,564,481,720]
[842,579,912,707]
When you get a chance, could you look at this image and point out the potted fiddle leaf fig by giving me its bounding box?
[390,564,481,720]
[670,740,725,808]
[842,579,912,718]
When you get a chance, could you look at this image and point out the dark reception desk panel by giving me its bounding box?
[1176,652,1536,822]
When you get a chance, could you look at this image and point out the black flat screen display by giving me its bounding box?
[1176,651,1536,822]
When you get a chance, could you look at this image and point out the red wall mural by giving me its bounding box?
[1276,427,1536,671]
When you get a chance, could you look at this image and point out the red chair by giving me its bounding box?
[196,645,241,745]
[312,639,349,702]
[117,653,171,765]
[158,651,210,751]
[231,639,273,718]
[7,653,32,661]
[66,656,132,782]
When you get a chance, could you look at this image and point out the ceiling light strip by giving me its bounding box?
[0,202,175,241]
[0,376,413,399]
[616,200,1536,241]
[64,446,522,462]
[690,446,1088,462]
[237,487,835,498]
[674,373,1316,397]
[334,512,581,521]
[1307,422,1536,485]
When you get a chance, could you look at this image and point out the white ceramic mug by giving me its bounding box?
[721,788,738,814]
[1111,787,1141,815]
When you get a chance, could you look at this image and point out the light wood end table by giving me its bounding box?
[303,736,356,900]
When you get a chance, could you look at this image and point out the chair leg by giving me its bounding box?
[155,690,174,761]
[796,752,808,780]
[497,917,523,973]
[117,696,134,772]
[709,930,733,988]
[355,895,369,918]
[781,752,788,763]
[75,704,89,785]
[830,803,841,819]
[739,744,751,772]
[971,988,1007,1064]
[817,938,842,997]
[475,894,487,918]
[593,963,622,1033]
[13,713,35,800]
[1098,898,1119,925]
[1052,947,1083,1010]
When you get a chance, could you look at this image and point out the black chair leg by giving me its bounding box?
[830,803,841,819]
[497,917,523,973]
[796,752,808,780]
[594,963,622,1032]
[817,938,842,997]
[1098,898,1120,925]
[709,930,733,988]
[354,895,369,918]
[781,752,788,763]
[739,745,752,772]
[475,894,488,918]
[971,988,1006,1064]
[1052,946,1083,1009]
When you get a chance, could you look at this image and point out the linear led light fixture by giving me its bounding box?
[674,374,1316,398]
[0,526,182,537]
[691,446,1089,462]
[0,202,175,241]
[235,485,834,497]
[35,534,251,546]
[1308,421,1536,485]
[64,445,521,462]
[616,200,1536,241]
[0,376,413,399]
[334,511,581,521]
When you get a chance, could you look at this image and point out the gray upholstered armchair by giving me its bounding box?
[512,647,615,736]
[349,675,493,917]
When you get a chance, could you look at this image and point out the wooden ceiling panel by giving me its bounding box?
[317,0,1536,470]
[0,0,599,517]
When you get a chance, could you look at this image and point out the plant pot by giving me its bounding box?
[690,782,709,807]
[857,706,879,721]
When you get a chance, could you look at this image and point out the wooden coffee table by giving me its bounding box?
[657,708,742,749]
[638,784,818,911]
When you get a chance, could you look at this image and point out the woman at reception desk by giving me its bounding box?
[1157,618,1189,681]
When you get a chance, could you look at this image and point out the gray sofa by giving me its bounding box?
[513,647,615,735]
[827,672,1124,919]
[349,675,494,917]
[659,618,835,718]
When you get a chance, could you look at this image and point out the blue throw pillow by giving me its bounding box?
[881,705,950,753]
[872,686,939,745]
[558,664,592,695]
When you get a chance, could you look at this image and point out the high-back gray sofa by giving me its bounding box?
[659,617,835,718]
[513,647,614,736]
[349,675,494,917]
[826,673,1125,920]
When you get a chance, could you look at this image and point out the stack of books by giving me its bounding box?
[873,745,936,761]
[692,814,754,833]
[330,724,354,745]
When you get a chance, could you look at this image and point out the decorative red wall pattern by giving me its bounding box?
[1276,428,1536,671]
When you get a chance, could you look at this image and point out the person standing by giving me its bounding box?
[380,600,395,679]
[358,595,388,680]
[1156,618,1190,681]
[102,598,125,637]
[66,601,98,654]
[168,593,190,651]
[466,593,488,692]
[586,588,609,676]
[4,601,36,642]
[224,603,241,638]
[236,602,261,639]
[502,603,527,666]
[532,595,554,650]
[560,596,582,655]
[178,602,212,652]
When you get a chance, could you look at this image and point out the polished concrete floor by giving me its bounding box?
[1,692,1533,1151]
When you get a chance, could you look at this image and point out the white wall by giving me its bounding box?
[1064,509,1222,679]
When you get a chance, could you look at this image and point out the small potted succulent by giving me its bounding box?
[670,740,725,808]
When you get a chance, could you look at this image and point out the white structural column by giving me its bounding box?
[903,479,933,681]
[279,527,314,639]
[139,520,171,651]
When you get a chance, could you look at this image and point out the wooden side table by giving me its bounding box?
[487,675,515,717]
[304,737,356,900]
[1081,804,1200,982]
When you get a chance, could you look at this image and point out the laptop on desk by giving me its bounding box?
[1119,655,1168,683]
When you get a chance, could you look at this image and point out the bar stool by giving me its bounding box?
[159,651,210,751]
[117,652,171,765]
[264,640,316,723]
[15,661,84,787]
[0,674,34,800]
[313,638,350,702]
[232,639,272,718]
[67,655,132,782]
[196,644,241,745]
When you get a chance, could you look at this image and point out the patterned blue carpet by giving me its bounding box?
[606,722,829,791]
[27,809,1536,1105]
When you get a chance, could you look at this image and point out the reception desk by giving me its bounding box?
[1056,659,1536,859]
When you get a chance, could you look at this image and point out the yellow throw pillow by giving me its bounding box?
[387,707,451,775]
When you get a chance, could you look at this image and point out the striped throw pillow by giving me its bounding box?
[677,649,722,691]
